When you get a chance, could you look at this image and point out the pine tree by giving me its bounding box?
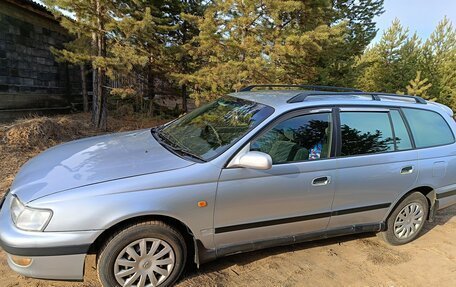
[178,0,287,105]
[45,0,177,128]
[355,17,456,110]
[421,17,456,109]
[317,0,384,86]
[109,0,177,103]
[44,0,118,130]
[180,0,380,105]
[401,71,434,100]
[168,0,206,112]
[103,0,204,113]
[356,19,421,93]
[333,0,385,55]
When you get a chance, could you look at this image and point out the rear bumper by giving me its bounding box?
[0,194,102,280]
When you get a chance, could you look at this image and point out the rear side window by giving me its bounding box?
[402,108,454,148]
[340,112,394,156]
[390,110,413,150]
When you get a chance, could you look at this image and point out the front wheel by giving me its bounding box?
[97,221,187,287]
[379,192,429,245]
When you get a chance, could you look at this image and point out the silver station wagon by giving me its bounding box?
[1,84,456,287]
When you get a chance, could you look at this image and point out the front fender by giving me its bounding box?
[31,164,221,250]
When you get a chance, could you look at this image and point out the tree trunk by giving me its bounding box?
[94,61,107,130]
[182,84,188,112]
[147,57,155,100]
[76,15,89,114]
[92,0,107,130]
[94,66,107,130]
[80,64,88,113]
[91,32,98,125]
[181,19,189,113]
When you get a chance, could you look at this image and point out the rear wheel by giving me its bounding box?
[97,221,187,287]
[379,192,429,245]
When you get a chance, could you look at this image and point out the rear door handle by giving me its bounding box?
[312,176,331,186]
[401,166,414,175]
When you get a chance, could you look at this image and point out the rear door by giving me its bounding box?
[214,108,337,253]
[402,108,456,209]
[329,107,419,229]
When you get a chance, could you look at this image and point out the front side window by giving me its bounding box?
[158,96,274,161]
[251,112,333,164]
[340,111,395,156]
[402,108,454,148]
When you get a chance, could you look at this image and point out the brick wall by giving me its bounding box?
[0,0,82,120]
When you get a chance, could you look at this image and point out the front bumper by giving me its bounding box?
[0,194,102,280]
[6,253,87,280]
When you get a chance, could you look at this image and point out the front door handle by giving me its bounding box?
[401,166,414,175]
[312,176,331,186]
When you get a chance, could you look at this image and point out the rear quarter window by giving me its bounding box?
[402,108,455,148]
[390,110,413,151]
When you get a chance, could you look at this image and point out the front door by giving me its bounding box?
[214,109,337,252]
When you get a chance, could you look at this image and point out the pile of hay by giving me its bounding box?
[2,116,90,149]
[0,113,167,150]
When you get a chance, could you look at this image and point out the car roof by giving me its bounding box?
[229,90,454,117]
[229,90,302,107]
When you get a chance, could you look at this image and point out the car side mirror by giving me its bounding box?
[237,151,272,170]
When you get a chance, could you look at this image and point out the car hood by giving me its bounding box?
[10,129,194,203]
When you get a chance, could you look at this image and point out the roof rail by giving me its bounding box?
[240,84,363,93]
[287,92,427,104]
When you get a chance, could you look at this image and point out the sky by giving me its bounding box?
[372,0,456,43]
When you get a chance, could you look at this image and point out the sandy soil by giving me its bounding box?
[0,114,455,287]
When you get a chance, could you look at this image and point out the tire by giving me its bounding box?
[379,192,429,245]
[97,221,187,287]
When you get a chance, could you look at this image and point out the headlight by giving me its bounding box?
[10,196,52,231]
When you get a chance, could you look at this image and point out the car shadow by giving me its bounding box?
[180,232,376,283]
[181,205,455,283]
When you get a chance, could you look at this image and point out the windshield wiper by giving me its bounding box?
[168,144,206,162]
[152,128,206,162]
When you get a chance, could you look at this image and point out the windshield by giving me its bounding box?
[156,96,274,161]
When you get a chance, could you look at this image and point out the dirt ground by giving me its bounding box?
[0,114,455,287]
